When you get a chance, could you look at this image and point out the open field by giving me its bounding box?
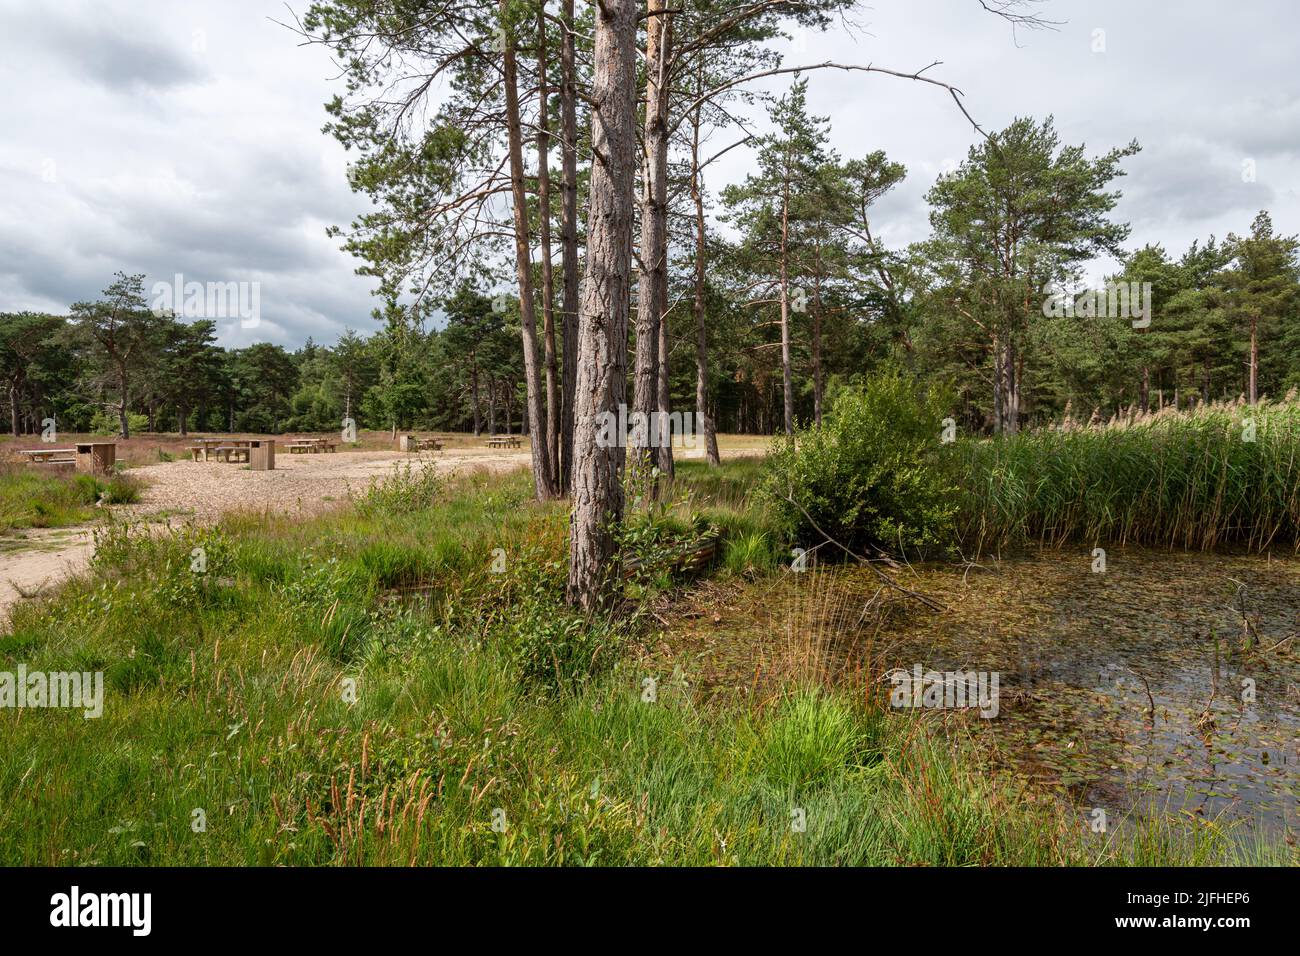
[0,433,767,618]
[0,429,531,469]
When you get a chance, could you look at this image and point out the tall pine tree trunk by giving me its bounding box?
[812,275,824,426]
[689,101,720,466]
[1248,313,1259,404]
[779,184,794,435]
[538,7,560,488]
[117,361,131,439]
[567,0,637,610]
[559,0,580,493]
[992,331,1005,434]
[631,0,670,475]
[471,362,481,436]
[656,291,674,476]
[502,3,556,498]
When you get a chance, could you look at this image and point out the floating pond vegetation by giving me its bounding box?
[657,548,1299,839]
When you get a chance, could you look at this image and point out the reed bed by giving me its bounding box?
[953,397,1300,554]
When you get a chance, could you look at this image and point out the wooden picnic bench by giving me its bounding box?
[486,436,521,449]
[18,448,77,464]
[286,438,337,454]
[398,435,442,452]
[212,445,250,463]
[189,438,251,461]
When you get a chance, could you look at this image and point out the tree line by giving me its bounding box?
[0,277,539,440]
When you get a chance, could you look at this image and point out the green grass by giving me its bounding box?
[0,460,1285,865]
[0,468,100,532]
[0,467,144,533]
[666,459,785,575]
[951,398,1300,554]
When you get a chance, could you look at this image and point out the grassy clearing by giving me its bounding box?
[952,398,1300,555]
[0,460,1279,866]
[0,465,141,533]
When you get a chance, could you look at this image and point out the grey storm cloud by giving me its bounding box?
[1,0,1298,347]
[13,4,207,93]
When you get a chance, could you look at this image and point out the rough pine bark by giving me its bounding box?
[559,0,580,493]
[689,105,720,466]
[631,0,671,475]
[779,183,794,435]
[502,4,557,498]
[656,288,674,477]
[537,8,560,489]
[567,0,638,610]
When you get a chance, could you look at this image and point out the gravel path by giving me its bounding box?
[0,448,529,619]
[117,448,529,523]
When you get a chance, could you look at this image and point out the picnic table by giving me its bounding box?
[18,447,76,465]
[285,438,338,454]
[188,439,250,463]
[399,435,442,452]
[486,436,522,449]
[189,438,251,462]
[211,445,250,463]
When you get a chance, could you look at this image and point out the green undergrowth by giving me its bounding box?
[0,461,1281,865]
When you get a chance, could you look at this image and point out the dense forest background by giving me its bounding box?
[5,193,1296,441]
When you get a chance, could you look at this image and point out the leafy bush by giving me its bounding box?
[88,409,148,436]
[760,369,957,556]
[354,460,442,516]
[102,473,142,504]
[510,606,621,691]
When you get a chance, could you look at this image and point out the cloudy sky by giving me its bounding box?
[1,0,1295,349]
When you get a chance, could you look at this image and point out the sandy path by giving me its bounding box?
[0,448,529,620]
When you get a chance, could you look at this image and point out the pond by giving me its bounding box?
[661,547,1300,840]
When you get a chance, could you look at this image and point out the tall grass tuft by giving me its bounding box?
[953,397,1300,553]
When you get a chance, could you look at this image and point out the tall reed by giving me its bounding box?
[952,397,1300,553]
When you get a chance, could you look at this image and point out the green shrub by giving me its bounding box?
[89,409,148,436]
[760,369,958,556]
[102,473,142,504]
[354,460,442,516]
[510,607,621,691]
[72,473,102,504]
